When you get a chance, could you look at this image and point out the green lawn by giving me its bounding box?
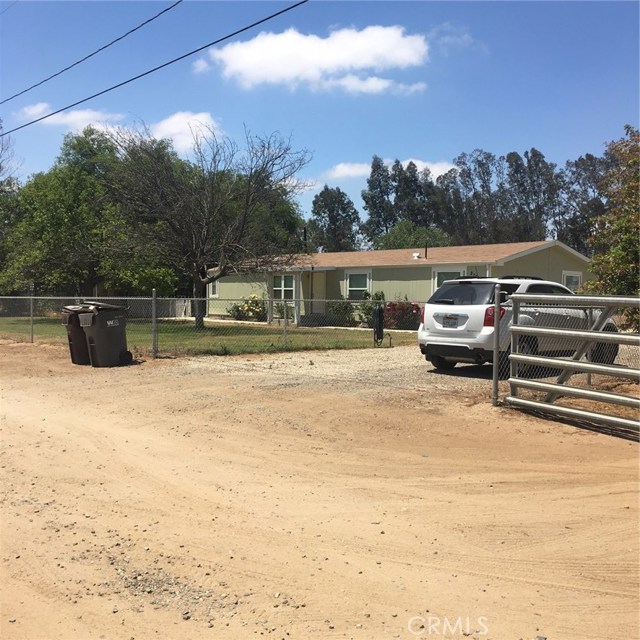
[0,317,416,356]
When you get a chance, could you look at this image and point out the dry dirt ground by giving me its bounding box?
[0,341,638,640]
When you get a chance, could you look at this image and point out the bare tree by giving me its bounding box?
[108,124,311,326]
[0,119,19,186]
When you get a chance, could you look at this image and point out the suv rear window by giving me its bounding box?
[427,282,519,305]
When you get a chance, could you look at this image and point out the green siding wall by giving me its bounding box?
[492,247,589,284]
[215,245,590,306]
[324,266,433,302]
[216,275,268,300]
[371,266,432,301]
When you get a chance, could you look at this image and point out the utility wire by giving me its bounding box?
[1,0,184,105]
[0,1,19,17]
[2,0,309,137]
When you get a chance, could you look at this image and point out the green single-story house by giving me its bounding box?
[207,240,591,323]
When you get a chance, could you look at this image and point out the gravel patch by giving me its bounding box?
[181,344,497,398]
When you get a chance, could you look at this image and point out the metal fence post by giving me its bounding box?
[492,284,501,406]
[586,308,593,386]
[510,297,520,397]
[282,300,289,348]
[29,285,34,343]
[151,288,158,359]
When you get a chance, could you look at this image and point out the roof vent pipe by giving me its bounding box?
[424,241,428,259]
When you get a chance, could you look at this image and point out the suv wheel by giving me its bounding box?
[428,355,457,370]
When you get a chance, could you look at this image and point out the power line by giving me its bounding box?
[0,0,184,105]
[1,0,309,137]
[0,1,19,18]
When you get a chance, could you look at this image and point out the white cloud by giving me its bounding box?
[324,159,455,183]
[150,111,221,154]
[324,74,393,95]
[398,158,456,179]
[207,25,428,95]
[323,75,427,96]
[17,102,49,119]
[324,162,371,180]
[192,58,209,74]
[16,103,124,130]
[428,23,475,56]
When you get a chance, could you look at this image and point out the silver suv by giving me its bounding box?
[417,276,618,370]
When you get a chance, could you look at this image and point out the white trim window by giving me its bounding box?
[273,274,295,300]
[208,279,219,298]
[434,267,465,288]
[346,271,370,300]
[562,271,583,291]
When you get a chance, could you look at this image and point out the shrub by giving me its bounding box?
[328,297,356,327]
[274,302,294,320]
[384,297,421,330]
[226,294,267,322]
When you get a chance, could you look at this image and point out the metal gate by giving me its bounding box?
[494,292,640,439]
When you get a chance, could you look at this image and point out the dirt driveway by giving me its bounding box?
[1,341,638,640]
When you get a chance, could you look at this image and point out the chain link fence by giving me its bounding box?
[0,295,420,358]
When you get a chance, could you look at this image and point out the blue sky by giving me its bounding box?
[1,0,638,218]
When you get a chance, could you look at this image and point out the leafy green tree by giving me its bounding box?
[360,155,397,242]
[432,147,563,245]
[554,154,609,256]
[457,149,505,242]
[0,120,21,280]
[504,148,562,241]
[391,160,421,223]
[433,154,489,245]
[373,220,450,250]
[307,185,361,252]
[0,149,111,294]
[0,127,174,296]
[583,126,639,308]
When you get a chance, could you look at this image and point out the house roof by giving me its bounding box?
[293,240,587,270]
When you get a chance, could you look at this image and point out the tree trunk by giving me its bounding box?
[192,279,206,330]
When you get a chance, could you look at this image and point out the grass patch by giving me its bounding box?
[0,317,416,356]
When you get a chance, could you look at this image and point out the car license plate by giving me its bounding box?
[443,316,458,328]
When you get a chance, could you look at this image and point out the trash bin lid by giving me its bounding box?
[82,300,124,311]
[62,304,93,313]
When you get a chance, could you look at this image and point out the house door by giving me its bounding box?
[310,271,326,314]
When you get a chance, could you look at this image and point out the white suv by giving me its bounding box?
[417,276,618,370]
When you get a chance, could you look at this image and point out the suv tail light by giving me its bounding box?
[483,306,505,327]
[420,305,425,324]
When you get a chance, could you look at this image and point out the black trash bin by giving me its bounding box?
[79,301,133,367]
[61,305,92,365]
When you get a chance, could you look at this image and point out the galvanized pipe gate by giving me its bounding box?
[492,290,640,438]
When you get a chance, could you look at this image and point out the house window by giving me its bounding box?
[346,272,369,300]
[208,279,218,298]
[435,270,463,288]
[273,274,294,300]
[562,271,582,291]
